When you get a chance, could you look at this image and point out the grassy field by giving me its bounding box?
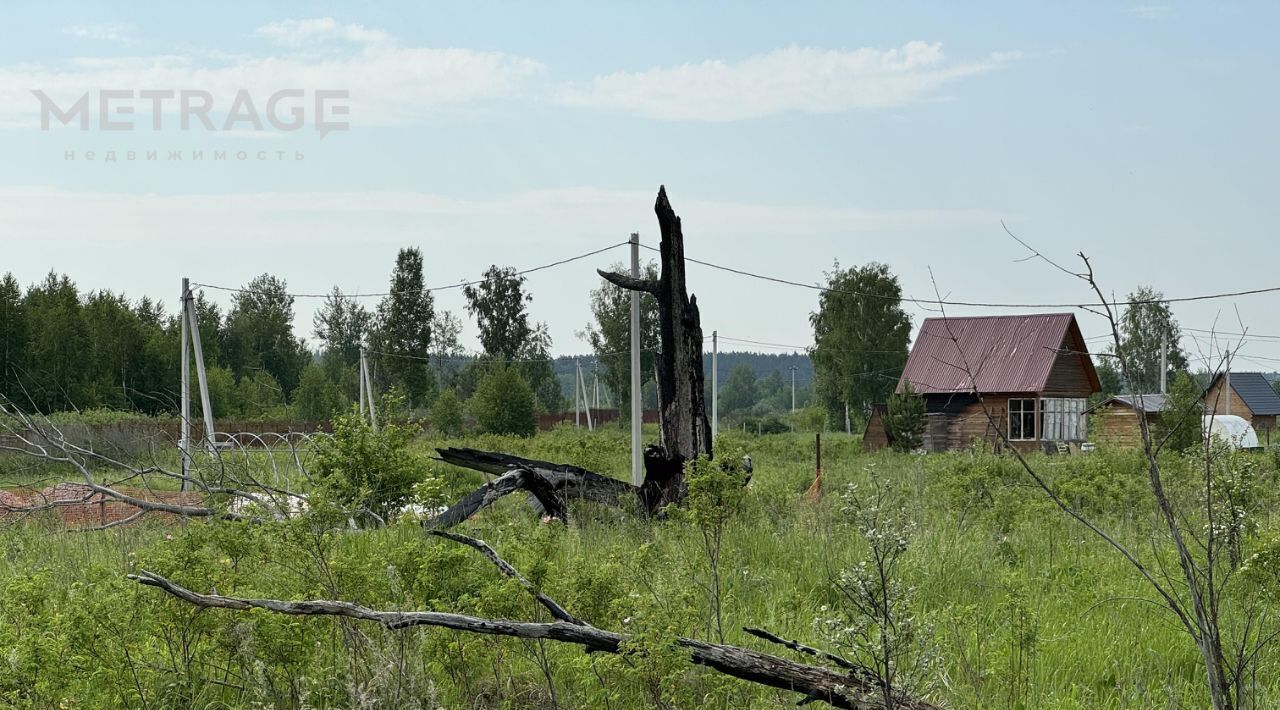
[1,425,1278,709]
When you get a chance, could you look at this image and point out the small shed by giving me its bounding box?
[862,403,894,452]
[1202,372,1280,443]
[1084,394,1167,448]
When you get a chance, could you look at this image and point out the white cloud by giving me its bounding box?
[556,42,1018,121]
[1125,5,1170,20]
[254,18,392,48]
[62,22,134,45]
[0,18,546,128]
[4,24,1012,128]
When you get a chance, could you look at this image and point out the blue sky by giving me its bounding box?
[2,1,1278,371]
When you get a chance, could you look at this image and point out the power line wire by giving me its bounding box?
[644,244,1280,310]
[192,241,630,299]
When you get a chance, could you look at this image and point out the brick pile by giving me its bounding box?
[0,483,206,528]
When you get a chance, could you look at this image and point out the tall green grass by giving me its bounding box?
[0,427,1276,708]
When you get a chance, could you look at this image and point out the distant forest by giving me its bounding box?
[552,351,814,411]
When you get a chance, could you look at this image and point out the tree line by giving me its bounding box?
[0,249,563,432]
[1,250,1199,437]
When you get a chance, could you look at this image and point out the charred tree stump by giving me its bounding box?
[425,187,718,528]
[601,185,712,512]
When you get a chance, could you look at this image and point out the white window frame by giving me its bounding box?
[1040,397,1087,441]
[1009,398,1037,440]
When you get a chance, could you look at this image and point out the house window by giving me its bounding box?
[1040,397,1086,441]
[1009,398,1036,440]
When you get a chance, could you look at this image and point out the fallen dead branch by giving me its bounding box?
[130,530,939,710]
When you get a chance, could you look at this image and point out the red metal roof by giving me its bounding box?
[897,313,1097,395]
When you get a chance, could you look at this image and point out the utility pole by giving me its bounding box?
[711,330,718,443]
[593,366,600,409]
[790,365,798,432]
[1225,358,1232,417]
[575,359,581,428]
[178,278,216,489]
[179,277,190,490]
[184,291,215,452]
[629,232,642,486]
[360,347,378,432]
[1160,333,1168,395]
[576,360,593,431]
[359,347,367,416]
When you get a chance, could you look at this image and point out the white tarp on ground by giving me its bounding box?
[1203,414,1260,449]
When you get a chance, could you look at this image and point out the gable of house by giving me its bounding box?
[898,313,1100,396]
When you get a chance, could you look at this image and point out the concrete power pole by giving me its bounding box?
[1226,358,1232,417]
[629,233,642,486]
[359,347,378,432]
[179,278,190,490]
[711,330,718,443]
[1160,333,1168,395]
[790,365,798,432]
[574,359,581,428]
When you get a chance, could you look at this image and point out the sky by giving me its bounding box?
[2,1,1279,372]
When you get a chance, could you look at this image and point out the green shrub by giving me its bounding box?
[469,362,536,437]
[431,387,465,436]
[311,397,427,523]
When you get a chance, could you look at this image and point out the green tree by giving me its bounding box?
[1115,286,1188,393]
[885,382,926,452]
[292,365,346,422]
[0,274,29,402]
[82,290,146,409]
[810,262,911,423]
[582,261,660,416]
[1095,355,1123,397]
[430,310,466,388]
[464,265,535,359]
[23,272,92,411]
[372,249,435,407]
[469,362,536,437]
[233,370,285,417]
[221,274,308,398]
[430,387,464,436]
[314,287,369,371]
[463,265,558,411]
[203,366,236,419]
[719,363,758,414]
[1160,371,1204,453]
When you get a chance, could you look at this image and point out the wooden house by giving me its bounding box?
[1084,394,1167,448]
[1202,372,1280,443]
[864,313,1101,453]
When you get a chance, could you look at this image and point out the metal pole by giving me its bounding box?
[179,278,190,490]
[185,295,216,451]
[711,330,718,443]
[629,233,642,485]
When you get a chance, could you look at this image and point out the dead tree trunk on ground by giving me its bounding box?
[131,530,940,710]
